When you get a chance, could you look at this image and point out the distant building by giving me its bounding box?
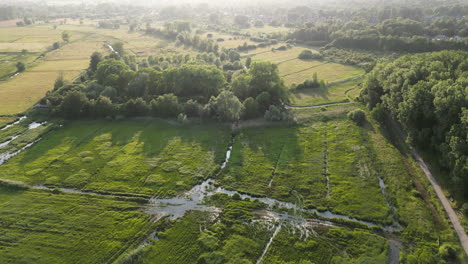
[453,35,462,41]
[35,104,49,110]
[434,35,448,40]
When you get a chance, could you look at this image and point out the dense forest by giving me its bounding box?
[361,50,468,200]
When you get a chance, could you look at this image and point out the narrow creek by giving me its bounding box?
[0,119,49,165]
[2,131,402,262]
[1,116,26,130]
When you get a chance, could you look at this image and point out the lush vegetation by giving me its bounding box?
[0,120,230,197]
[0,184,152,264]
[361,51,467,203]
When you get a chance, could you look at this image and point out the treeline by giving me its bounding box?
[42,51,290,123]
[360,50,468,200]
[289,14,468,52]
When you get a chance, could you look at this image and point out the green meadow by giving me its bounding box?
[0,184,152,264]
[218,109,389,223]
[0,120,230,197]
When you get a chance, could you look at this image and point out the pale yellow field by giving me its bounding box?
[0,28,110,115]
[241,26,293,34]
[291,78,363,106]
[0,71,80,115]
[251,47,364,85]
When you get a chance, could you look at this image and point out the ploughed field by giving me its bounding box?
[0,105,461,263]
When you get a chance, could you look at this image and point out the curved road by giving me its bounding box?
[389,116,468,256]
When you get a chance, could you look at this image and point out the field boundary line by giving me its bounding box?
[280,62,328,78]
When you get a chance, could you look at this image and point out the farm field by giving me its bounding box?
[0,28,109,115]
[53,24,198,58]
[0,184,152,264]
[291,78,362,106]
[250,47,365,86]
[0,120,230,197]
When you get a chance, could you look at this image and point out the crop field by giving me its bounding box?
[0,120,230,197]
[250,47,365,86]
[218,110,390,223]
[291,78,362,106]
[0,184,152,264]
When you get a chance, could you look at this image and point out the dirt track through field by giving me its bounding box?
[389,117,468,256]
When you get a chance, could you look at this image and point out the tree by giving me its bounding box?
[298,49,315,60]
[60,90,89,118]
[95,59,130,87]
[53,42,60,50]
[21,49,28,55]
[89,52,102,73]
[112,41,125,55]
[208,91,244,122]
[228,50,240,62]
[264,105,284,121]
[62,31,70,42]
[16,62,25,72]
[245,57,252,68]
[151,94,180,118]
[242,97,259,119]
[54,73,66,90]
[125,98,149,116]
[93,96,114,117]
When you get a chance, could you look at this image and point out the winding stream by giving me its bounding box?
[1,116,26,130]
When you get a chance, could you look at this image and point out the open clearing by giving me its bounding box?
[291,78,362,106]
[250,47,364,86]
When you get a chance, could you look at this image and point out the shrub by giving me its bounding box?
[348,109,366,126]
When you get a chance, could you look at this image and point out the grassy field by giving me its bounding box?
[0,184,152,264]
[263,225,388,263]
[218,109,390,223]
[291,78,362,106]
[0,26,85,52]
[131,194,389,264]
[0,120,230,197]
[0,117,17,129]
[0,53,38,79]
[250,47,364,86]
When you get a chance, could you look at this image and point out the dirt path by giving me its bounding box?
[285,101,354,109]
[389,117,468,256]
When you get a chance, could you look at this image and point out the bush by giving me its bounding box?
[348,109,366,126]
[16,62,26,72]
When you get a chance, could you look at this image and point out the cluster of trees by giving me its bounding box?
[361,50,468,200]
[298,49,322,60]
[293,73,325,90]
[42,51,290,123]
